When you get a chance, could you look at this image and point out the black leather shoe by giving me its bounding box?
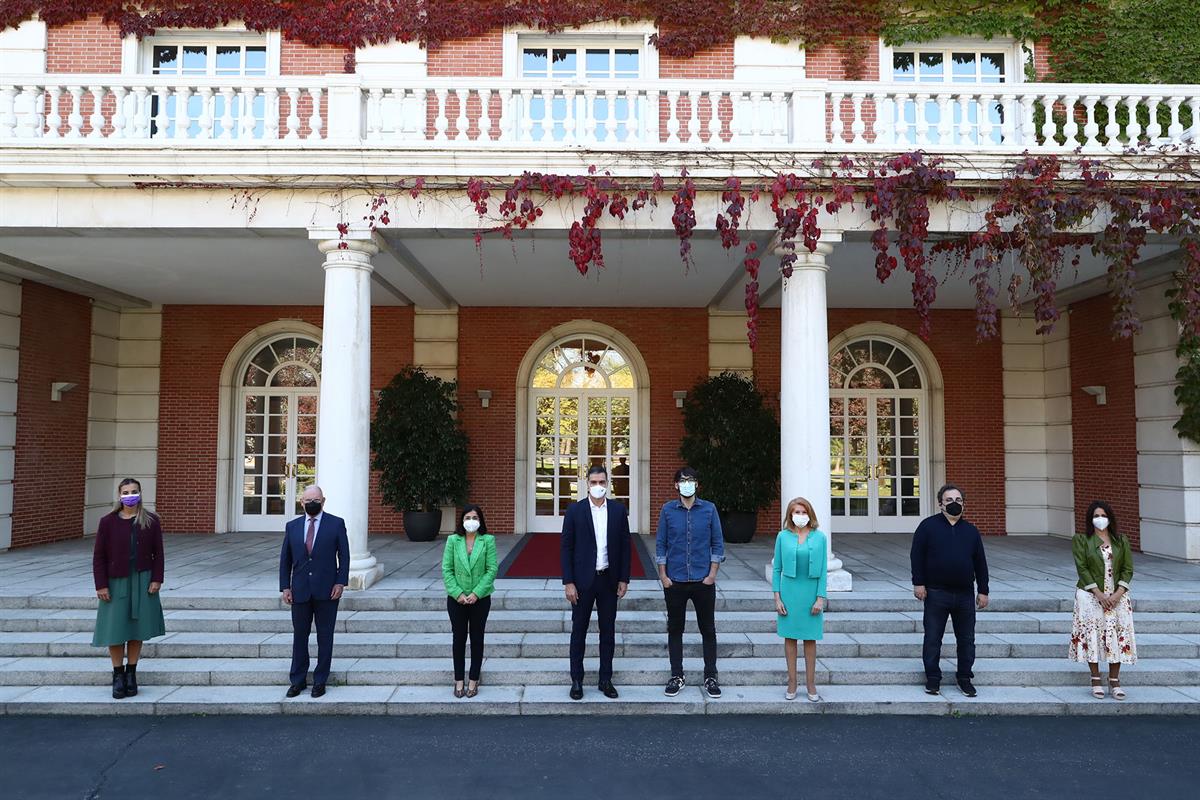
[599,682,619,699]
[124,664,138,697]
[569,681,583,701]
[286,683,307,698]
[112,666,127,700]
[311,684,326,698]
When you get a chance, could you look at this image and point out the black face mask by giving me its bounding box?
[944,501,963,517]
[304,500,323,517]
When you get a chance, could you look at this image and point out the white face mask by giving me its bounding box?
[462,519,481,533]
[1092,516,1110,531]
[588,484,607,500]
[792,512,810,528]
[678,481,697,497]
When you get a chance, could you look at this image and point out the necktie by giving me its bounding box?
[305,518,316,555]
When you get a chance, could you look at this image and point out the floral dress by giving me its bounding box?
[1069,542,1136,664]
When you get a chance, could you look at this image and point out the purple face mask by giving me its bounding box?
[120,494,141,508]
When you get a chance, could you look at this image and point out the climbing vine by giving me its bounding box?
[307,150,1200,352]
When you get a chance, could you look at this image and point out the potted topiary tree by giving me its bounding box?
[679,371,780,543]
[371,366,470,541]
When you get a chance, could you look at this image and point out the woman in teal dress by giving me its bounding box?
[92,478,166,699]
[772,496,828,702]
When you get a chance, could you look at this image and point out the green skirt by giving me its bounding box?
[92,569,166,647]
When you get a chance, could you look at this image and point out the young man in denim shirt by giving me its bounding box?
[656,466,725,698]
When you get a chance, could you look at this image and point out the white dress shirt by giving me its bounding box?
[589,498,609,571]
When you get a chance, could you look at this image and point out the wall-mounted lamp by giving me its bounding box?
[1081,385,1107,406]
[672,390,687,409]
[476,389,493,409]
[50,382,78,402]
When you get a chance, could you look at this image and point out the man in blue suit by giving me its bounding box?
[561,464,632,700]
[279,484,350,698]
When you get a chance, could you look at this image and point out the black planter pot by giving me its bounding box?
[719,511,758,544]
[403,510,442,542]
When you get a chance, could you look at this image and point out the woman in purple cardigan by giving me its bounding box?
[92,478,166,699]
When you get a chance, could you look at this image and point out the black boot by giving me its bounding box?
[124,663,138,697]
[112,666,127,699]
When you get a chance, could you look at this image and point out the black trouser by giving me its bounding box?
[664,580,718,680]
[446,594,492,682]
[289,596,339,687]
[569,569,618,684]
[922,587,976,682]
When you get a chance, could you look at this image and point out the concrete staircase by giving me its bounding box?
[1,588,1199,715]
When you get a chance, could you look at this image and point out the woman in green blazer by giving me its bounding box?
[1069,500,1137,699]
[442,504,498,698]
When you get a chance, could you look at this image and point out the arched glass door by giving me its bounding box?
[528,336,637,532]
[237,336,321,531]
[829,337,927,533]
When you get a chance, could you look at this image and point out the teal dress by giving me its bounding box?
[772,529,828,641]
[92,517,166,647]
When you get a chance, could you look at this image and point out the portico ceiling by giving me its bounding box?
[0,226,1181,312]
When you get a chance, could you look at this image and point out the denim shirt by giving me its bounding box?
[655,498,725,582]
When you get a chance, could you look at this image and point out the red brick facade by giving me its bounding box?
[157,305,414,534]
[1069,295,1141,548]
[428,32,505,77]
[45,15,122,73]
[755,308,1007,537]
[11,282,92,548]
[456,308,708,534]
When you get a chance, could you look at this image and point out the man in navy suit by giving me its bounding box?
[561,464,632,700]
[279,484,350,698]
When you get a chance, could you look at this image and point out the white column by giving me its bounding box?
[777,236,852,591]
[312,234,383,589]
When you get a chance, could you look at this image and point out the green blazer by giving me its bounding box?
[1072,532,1133,592]
[442,533,498,600]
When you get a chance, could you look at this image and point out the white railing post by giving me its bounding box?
[1146,95,1163,142]
[45,85,63,139]
[325,75,361,143]
[1124,95,1143,145]
[87,84,106,139]
[1081,95,1100,151]
[307,86,324,140]
[1102,95,1121,151]
[0,86,18,138]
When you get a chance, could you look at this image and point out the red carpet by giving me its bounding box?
[499,533,649,580]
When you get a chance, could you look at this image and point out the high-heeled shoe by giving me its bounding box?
[466,680,479,698]
[453,681,466,698]
[1090,677,1105,699]
[807,692,822,702]
[784,688,797,701]
[1110,678,1126,700]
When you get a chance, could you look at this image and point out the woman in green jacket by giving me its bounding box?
[1069,500,1137,699]
[442,504,498,698]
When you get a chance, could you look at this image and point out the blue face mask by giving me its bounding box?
[120,494,140,508]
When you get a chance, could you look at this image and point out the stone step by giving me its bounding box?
[5,608,1200,635]
[1,683,1199,717]
[1,655,1196,688]
[2,630,1196,660]
[5,590,1199,615]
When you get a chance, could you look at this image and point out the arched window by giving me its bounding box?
[829,337,923,390]
[241,337,322,388]
[532,336,634,389]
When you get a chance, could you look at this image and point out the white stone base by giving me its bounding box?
[348,563,384,591]
[826,568,853,593]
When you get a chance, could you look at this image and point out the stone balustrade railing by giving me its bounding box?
[1,74,1197,152]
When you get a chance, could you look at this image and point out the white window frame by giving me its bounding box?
[123,27,281,75]
[503,23,659,80]
[878,37,1026,85]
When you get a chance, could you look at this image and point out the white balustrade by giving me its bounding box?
[0,75,1196,153]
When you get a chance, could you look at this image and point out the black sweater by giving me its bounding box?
[910,513,990,595]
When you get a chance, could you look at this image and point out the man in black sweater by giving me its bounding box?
[910,483,990,697]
